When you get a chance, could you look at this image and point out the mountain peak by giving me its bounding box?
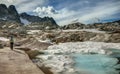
[0,4,9,17]
[0,4,7,8]
[0,4,20,23]
[0,4,59,30]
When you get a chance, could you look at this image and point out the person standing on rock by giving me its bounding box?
[10,35,14,50]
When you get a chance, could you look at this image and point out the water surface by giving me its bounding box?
[73,54,119,74]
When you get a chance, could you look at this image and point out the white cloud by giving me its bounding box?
[34,1,120,25]
[33,6,77,25]
[78,1,120,23]
[7,0,15,3]
[33,6,58,15]
[0,0,48,13]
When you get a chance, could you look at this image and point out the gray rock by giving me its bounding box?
[0,4,20,23]
[62,22,85,29]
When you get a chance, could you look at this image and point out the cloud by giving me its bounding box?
[33,6,76,25]
[34,0,120,25]
[33,6,58,16]
[78,1,120,23]
[7,0,15,3]
[0,0,48,13]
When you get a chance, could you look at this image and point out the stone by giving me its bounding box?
[0,43,3,49]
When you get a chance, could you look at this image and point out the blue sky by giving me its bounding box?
[0,0,120,25]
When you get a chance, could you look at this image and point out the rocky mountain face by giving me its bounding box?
[0,4,23,31]
[20,13,56,24]
[0,4,59,30]
[20,13,59,30]
[0,4,20,23]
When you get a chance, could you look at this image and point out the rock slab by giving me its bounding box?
[0,48,44,74]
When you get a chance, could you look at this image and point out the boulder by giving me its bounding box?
[0,43,4,49]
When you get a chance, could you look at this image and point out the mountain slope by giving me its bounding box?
[20,13,59,30]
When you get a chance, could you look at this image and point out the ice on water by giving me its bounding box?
[37,41,120,74]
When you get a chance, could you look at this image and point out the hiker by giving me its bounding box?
[10,35,14,50]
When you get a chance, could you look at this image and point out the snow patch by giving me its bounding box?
[0,17,7,21]
[38,39,52,44]
[8,25,14,28]
[63,29,106,33]
[0,37,9,42]
[20,17,31,25]
[27,30,41,34]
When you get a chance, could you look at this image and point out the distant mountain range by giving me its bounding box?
[62,20,120,32]
[0,4,59,29]
[0,4,120,31]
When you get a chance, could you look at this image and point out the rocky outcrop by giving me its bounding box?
[0,4,20,23]
[62,22,85,29]
[62,20,120,32]
[0,4,8,17]
[16,37,52,50]
[0,4,22,30]
[0,48,44,74]
[0,21,22,29]
[36,30,120,43]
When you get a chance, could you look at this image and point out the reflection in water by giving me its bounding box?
[73,54,120,74]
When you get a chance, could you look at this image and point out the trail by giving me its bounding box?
[0,47,44,74]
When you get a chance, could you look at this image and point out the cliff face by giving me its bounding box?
[0,4,20,23]
[20,13,59,30]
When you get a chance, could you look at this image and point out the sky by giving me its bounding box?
[0,0,120,25]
